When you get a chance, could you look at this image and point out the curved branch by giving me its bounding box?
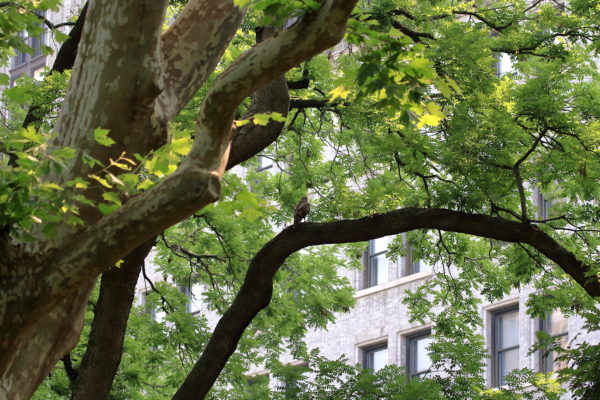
[173,207,598,400]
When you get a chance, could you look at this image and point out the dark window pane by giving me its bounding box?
[370,254,388,285]
[364,346,387,372]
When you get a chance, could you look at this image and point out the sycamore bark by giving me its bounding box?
[1,1,598,399]
[0,1,358,399]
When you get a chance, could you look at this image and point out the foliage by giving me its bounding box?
[1,0,600,399]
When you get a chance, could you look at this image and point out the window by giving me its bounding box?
[257,155,273,172]
[540,310,568,372]
[143,291,166,323]
[407,331,432,379]
[363,343,388,372]
[247,374,270,398]
[278,364,308,399]
[12,12,46,68]
[365,237,390,287]
[186,283,203,315]
[31,29,46,58]
[410,247,432,275]
[404,233,432,276]
[13,47,28,68]
[538,192,554,220]
[492,308,519,386]
[494,53,514,76]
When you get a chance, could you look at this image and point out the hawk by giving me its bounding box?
[294,196,310,225]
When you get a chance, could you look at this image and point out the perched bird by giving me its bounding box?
[293,196,310,225]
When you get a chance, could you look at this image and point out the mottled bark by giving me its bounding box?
[0,285,93,400]
[21,2,88,129]
[1,0,170,397]
[70,239,155,400]
[226,27,290,169]
[1,1,359,398]
[1,0,598,399]
[68,24,292,399]
[158,0,245,122]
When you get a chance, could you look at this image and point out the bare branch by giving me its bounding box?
[61,353,77,384]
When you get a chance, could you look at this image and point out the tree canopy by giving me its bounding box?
[0,0,599,399]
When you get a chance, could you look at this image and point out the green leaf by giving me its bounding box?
[20,126,44,144]
[94,128,116,147]
[53,29,69,43]
[137,179,154,190]
[271,112,287,122]
[51,147,77,161]
[102,191,122,205]
[67,177,89,189]
[329,86,351,101]
[98,202,119,216]
[252,113,272,126]
[89,174,112,189]
[233,0,252,7]
[239,207,263,222]
[171,137,193,156]
[42,222,57,238]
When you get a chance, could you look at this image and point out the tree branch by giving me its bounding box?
[157,0,245,122]
[173,207,599,400]
[70,238,155,400]
[61,353,77,384]
[290,98,337,109]
[226,26,290,170]
[287,78,310,90]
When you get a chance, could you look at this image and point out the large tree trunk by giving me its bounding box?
[70,239,154,400]
[0,285,93,400]
[66,24,291,399]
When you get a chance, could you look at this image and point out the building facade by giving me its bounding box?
[0,1,83,84]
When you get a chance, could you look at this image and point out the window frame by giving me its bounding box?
[409,249,431,275]
[362,342,388,372]
[407,330,432,380]
[536,189,554,220]
[12,11,47,69]
[539,310,568,373]
[492,307,520,387]
[403,233,432,277]
[364,238,389,288]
